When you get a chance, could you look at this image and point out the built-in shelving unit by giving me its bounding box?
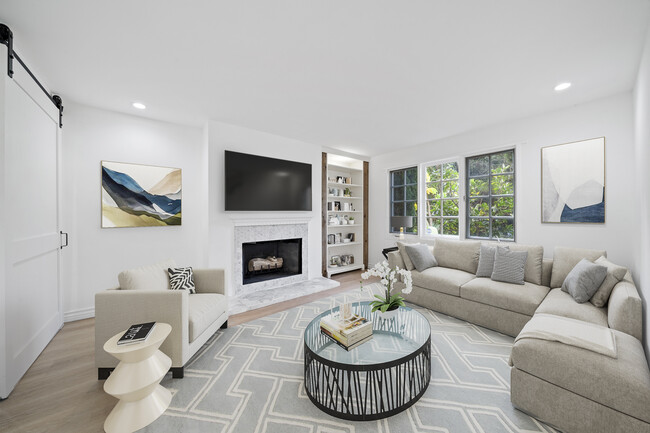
[322,154,368,278]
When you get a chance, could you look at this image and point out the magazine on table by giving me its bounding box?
[117,322,156,345]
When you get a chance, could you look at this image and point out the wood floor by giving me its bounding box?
[0,270,373,433]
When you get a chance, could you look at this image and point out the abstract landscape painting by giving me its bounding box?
[541,137,605,223]
[101,161,182,227]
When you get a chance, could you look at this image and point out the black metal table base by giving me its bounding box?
[304,334,431,420]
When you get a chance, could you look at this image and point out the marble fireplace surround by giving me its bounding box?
[232,217,310,298]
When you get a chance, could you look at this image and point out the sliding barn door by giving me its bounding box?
[0,50,62,398]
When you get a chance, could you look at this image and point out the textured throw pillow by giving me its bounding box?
[404,244,438,272]
[476,244,510,277]
[396,241,417,271]
[168,267,196,294]
[561,259,608,304]
[590,256,627,307]
[118,259,177,291]
[491,246,527,285]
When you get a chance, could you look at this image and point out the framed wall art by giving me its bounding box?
[541,137,605,223]
[101,161,182,228]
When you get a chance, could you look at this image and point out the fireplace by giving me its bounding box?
[242,238,302,285]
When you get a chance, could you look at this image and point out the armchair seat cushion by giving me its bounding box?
[189,294,228,343]
[460,278,549,316]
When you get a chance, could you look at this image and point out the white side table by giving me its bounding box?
[103,322,173,433]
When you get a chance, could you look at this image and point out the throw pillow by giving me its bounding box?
[561,259,608,304]
[476,244,510,278]
[396,241,417,271]
[590,256,627,307]
[118,259,177,291]
[404,244,438,272]
[168,267,196,294]
[491,246,527,285]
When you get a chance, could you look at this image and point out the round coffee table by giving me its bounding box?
[304,302,431,420]
[103,323,173,433]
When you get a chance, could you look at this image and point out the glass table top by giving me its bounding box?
[304,302,431,366]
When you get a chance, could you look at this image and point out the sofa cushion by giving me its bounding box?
[411,266,475,297]
[168,266,196,294]
[491,246,527,285]
[510,328,650,424]
[536,288,608,327]
[561,259,607,303]
[118,259,177,291]
[433,238,480,274]
[484,243,544,285]
[397,241,428,271]
[476,244,500,277]
[460,278,549,316]
[608,279,643,341]
[550,246,606,288]
[590,256,627,307]
[405,244,437,272]
[188,294,227,342]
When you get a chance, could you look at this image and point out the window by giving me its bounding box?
[424,161,459,236]
[390,167,418,234]
[466,150,515,240]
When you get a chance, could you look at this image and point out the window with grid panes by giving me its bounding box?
[390,167,418,234]
[466,150,515,240]
[424,162,459,236]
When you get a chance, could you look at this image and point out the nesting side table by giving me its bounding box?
[103,322,173,433]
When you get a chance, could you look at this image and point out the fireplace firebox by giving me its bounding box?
[242,238,302,285]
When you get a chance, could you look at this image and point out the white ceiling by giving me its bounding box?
[1,1,649,156]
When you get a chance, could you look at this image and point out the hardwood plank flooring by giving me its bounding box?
[0,270,372,433]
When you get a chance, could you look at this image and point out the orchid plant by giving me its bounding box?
[361,261,413,313]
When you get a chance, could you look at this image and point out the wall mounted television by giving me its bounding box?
[225,151,312,211]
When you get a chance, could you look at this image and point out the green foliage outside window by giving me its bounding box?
[424,162,459,236]
[390,167,418,234]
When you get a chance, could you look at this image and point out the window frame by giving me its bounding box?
[465,149,516,241]
[420,158,463,239]
[388,166,419,234]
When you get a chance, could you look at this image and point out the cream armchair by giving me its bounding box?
[95,268,228,379]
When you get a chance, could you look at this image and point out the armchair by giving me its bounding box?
[95,268,228,379]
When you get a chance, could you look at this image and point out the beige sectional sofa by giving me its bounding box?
[388,239,650,433]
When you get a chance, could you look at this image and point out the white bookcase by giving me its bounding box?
[324,155,366,277]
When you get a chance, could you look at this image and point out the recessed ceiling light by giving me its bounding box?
[132,102,146,110]
[554,82,572,92]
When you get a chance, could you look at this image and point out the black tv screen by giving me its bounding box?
[225,151,312,211]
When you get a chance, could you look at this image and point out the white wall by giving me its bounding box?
[206,121,322,294]
[634,24,650,358]
[61,103,207,320]
[369,93,636,271]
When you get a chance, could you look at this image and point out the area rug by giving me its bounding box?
[142,284,557,432]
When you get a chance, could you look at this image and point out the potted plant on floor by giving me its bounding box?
[361,261,413,319]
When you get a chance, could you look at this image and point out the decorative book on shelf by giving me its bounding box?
[320,314,372,349]
[117,322,156,346]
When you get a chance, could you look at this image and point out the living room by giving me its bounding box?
[1,1,650,432]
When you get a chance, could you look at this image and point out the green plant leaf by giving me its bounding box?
[380,303,390,312]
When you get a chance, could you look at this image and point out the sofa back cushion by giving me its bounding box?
[118,259,177,291]
[550,246,606,289]
[433,239,480,274]
[484,242,544,285]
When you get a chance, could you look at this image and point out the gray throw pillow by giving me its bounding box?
[396,241,416,271]
[491,246,527,285]
[561,259,608,304]
[476,244,510,277]
[404,244,438,272]
[589,256,626,307]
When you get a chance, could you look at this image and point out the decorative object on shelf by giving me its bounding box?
[335,233,342,244]
[541,137,605,223]
[330,255,341,266]
[341,254,354,265]
[390,216,413,239]
[101,161,182,228]
[327,234,335,245]
[347,233,355,242]
[344,187,352,197]
[349,216,355,224]
[329,215,340,225]
[361,261,413,316]
[336,176,344,183]
[334,201,341,211]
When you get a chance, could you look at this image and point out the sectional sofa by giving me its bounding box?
[387,238,650,433]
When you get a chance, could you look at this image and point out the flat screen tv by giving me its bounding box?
[225,151,312,211]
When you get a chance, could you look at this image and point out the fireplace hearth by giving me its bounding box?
[242,238,302,285]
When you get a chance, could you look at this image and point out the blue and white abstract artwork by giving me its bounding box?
[542,137,605,223]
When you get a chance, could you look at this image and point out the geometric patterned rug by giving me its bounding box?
[141,284,558,432]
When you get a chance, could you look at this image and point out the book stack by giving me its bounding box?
[320,314,373,351]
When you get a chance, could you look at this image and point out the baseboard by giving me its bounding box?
[64,307,95,323]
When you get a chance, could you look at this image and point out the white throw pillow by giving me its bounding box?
[118,259,177,291]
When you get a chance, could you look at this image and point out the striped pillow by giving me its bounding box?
[168,267,196,294]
